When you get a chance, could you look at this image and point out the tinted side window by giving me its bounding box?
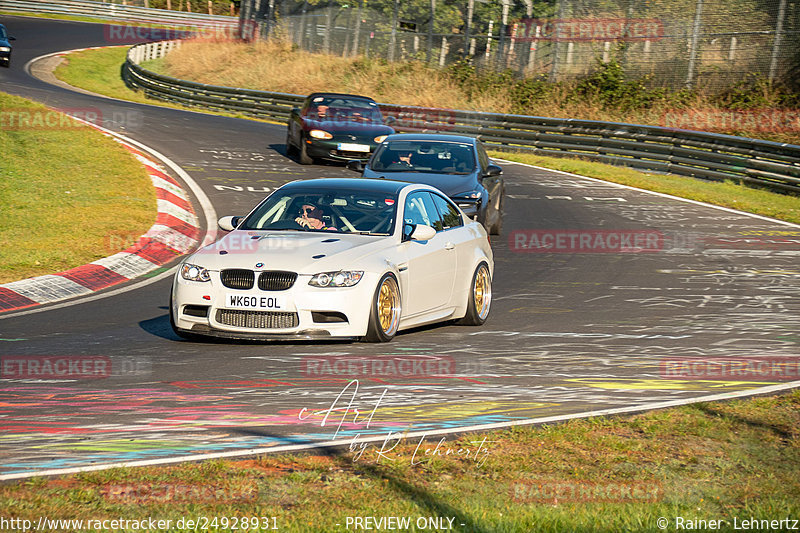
[477,141,490,171]
[431,194,463,230]
[403,192,444,232]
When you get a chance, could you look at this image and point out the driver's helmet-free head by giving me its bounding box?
[298,202,324,220]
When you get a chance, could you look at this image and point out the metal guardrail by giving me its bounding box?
[122,40,800,194]
[0,0,234,27]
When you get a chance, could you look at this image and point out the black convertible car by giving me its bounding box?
[347,134,505,235]
[286,92,395,165]
[0,24,15,67]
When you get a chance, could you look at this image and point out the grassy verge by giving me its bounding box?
[54,47,184,108]
[0,92,156,283]
[53,47,271,122]
[492,151,800,225]
[2,391,798,531]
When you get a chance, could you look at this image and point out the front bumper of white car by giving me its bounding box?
[171,268,379,340]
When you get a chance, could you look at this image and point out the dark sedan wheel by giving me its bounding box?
[489,195,504,235]
[458,262,492,326]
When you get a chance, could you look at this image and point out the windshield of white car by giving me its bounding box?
[371,141,476,174]
[238,190,398,235]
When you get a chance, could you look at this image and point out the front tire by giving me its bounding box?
[489,195,504,235]
[458,262,492,326]
[285,130,298,156]
[364,274,401,342]
[298,135,315,165]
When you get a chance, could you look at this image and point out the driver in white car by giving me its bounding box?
[295,203,336,231]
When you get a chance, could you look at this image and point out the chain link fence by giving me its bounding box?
[237,0,799,90]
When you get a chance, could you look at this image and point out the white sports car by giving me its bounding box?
[170,178,493,342]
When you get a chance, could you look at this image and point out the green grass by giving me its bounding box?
[54,47,179,108]
[54,47,276,123]
[0,91,156,283]
[492,151,800,225]
[2,392,798,531]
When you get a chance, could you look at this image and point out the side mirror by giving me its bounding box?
[346,160,364,173]
[403,224,436,242]
[218,215,241,231]
[8,36,16,41]
[384,115,397,125]
[290,106,300,117]
[484,164,503,177]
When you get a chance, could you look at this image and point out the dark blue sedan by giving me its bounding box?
[0,24,14,67]
[347,134,505,235]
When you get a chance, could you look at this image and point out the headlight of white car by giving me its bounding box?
[309,270,364,287]
[181,263,211,282]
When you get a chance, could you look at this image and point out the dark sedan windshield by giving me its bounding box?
[371,141,476,175]
[239,187,398,235]
[0,27,7,39]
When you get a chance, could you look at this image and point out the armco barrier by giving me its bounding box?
[122,40,800,194]
[0,0,233,27]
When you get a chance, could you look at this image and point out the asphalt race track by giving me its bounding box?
[1,15,799,479]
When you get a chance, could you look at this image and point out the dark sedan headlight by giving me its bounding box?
[453,191,482,210]
[0,47,10,52]
[309,270,364,287]
[309,129,333,140]
[374,135,389,143]
[181,263,211,282]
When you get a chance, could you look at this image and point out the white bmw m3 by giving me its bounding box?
[170,178,493,342]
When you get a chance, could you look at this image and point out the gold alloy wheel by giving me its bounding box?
[377,277,400,335]
[474,265,491,319]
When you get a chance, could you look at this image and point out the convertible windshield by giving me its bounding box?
[239,188,398,235]
[303,97,384,124]
[371,140,476,174]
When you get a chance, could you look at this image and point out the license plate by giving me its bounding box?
[338,143,371,152]
[225,293,284,310]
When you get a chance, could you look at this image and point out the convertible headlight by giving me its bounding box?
[309,270,364,287]
[180,263,211,282]
[374,135,388,143]
[309,129,333,140]
[0,47,10,52]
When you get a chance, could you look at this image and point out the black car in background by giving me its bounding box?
[347,134,505,235]
[0,24,15,67]
[286,92,395,165]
